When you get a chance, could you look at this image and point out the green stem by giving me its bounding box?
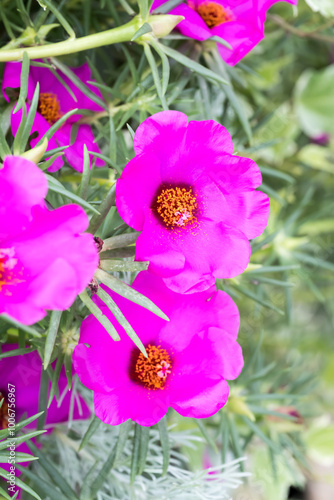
[0,18,138,61]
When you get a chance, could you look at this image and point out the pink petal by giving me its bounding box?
[94,384,169,426]
[207,153,263,192]
[0,156,47,240]
[60,124,103,172]
[116,153,162,230]
[170,3,212,41]
[222,190,270,239]
[2,62,35,102]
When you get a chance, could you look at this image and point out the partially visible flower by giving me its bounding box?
[73,271,243,427]
[2,61,104,172]
[311,133,330,146]
[0,344,90,484]
[151,0,298,66]
[0,156,99,325]
[116,111,269,294]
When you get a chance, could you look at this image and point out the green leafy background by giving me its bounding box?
[0,0,333,499]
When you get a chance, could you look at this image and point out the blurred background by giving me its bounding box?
[0,0,334,499]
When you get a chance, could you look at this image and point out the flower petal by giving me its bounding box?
[94,385,169,426]
[170,3,212,41]
[2,62,35,102]
[59,123,103,172]
[223,190,270,239]
[116,153,162,230]
[208,153,263,192]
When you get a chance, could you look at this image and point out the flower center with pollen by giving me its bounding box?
[0,392,9,429]
[196,2,235,28]
[0,248,19,293]
[134,344,172,390]
[154,186,197,229]
[38,92,61,124]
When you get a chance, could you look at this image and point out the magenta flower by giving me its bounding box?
[116,111,269,294]
[2,61,104,172]
[0,345,90,481]
[73,271,243,427]
[0,156,99,325]
[151,0,298,65]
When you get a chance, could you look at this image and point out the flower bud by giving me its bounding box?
[20,138,48,164]
[149,14,184,38]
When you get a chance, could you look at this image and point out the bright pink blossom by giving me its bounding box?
[116,111,269,294]
[73,271,243,427]
[0,344,90,488]
[2,61,104,172]
[0,156,99,325]
[151,0,298,66]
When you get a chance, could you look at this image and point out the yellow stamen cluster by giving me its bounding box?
[0,250,17,293]
[38,92,61,124]
[197,2,234,28]
[0,260,6,292]
[0,392,9,430]
[155,186,197,228]
[135,344,172,390]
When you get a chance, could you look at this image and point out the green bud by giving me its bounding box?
[148,14,184,38]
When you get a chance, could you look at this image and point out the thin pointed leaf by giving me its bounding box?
[0,430,46,450]
[195,418,218,454]
[50,58,105,109]
[0,466,42,500]
[79,290,120,341]
[79,416,101,451]
[44,310,62,369]
[160,44,228,86]
[0,346,36,359]
[151,39,170,95]
[37,369,49,431]
[138,426,150,475]
[48,353,63,407]
[26,440,79,499]
[14,466,62,500]
[20,83,40,153]
[88,184,116,234]
[36,108,78,146]
[46,175,100,214]
[96,287,146,356]
[13,52,30,114]
[78,145,91,200]
[130,424,141,482]
[131,22,152,41]
[157,416,170,475]
[94,268,169,322]
[0,314,42,337]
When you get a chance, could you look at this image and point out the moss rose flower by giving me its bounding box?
[73,271,243,427]
[151,0,298,65]
[2,61,104,172]
[116,111,269,294]
[0,156,99,325]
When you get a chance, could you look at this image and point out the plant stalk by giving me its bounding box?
[0,19,138,61]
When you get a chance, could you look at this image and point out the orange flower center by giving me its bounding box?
[0,392,9,430]
[134,344,172,390]
[154,186,198,229]
[196,2,235,28]
[38,92,61,124]
[0,248,18,293]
